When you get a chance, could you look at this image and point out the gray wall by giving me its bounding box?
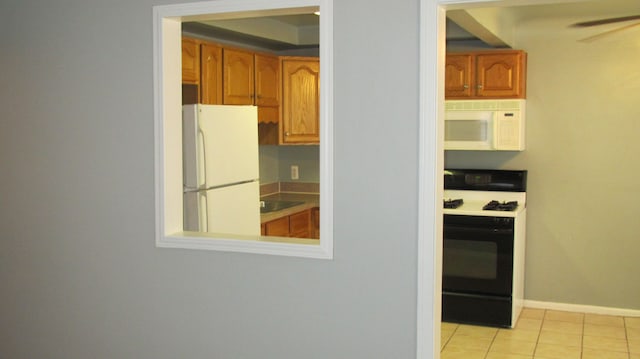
[446,15,640,310]
[0,0,422,359]
[258,145,280,183]
[259,145,320,184]
[277,145,320,182]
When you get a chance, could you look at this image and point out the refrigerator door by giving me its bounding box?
[183,104,259,189]
[184,181,260,236]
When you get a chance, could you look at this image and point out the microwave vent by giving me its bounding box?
[445,100,525,112]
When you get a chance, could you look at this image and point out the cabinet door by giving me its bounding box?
[281,58,320,144]
[200,43,223,104]
[255,54,280,124]
[255,54,280,107]
[181,37,200,85]
[265,216,289,237]
[289,209,311,238]
[445,54,474,98]
[223,48,255,105]
[311,207,320,239]
[476,52,525,98]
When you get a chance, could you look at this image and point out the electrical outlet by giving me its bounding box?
[291,165,299,180]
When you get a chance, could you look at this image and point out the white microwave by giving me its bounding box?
[444,100,526,151]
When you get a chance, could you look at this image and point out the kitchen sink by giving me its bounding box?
[260,200,304,214]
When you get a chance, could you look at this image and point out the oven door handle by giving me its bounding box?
[445,225,514,237]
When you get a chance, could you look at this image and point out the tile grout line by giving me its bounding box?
[442,323,458,351]
[440,322,459,352]
[532,308,545,359]
[622,317,631,359]
[580,312,585,359]
[481,327,499,359]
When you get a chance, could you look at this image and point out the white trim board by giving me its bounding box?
[417,1,445,358]
[524,300,640,318]
[152,0,334,259]
[417,0,636,358]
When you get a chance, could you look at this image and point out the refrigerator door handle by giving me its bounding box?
[197,127,207,187]
[199,191,208,232]
[184,179,257,193]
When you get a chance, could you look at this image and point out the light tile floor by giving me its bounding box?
[441,308,640,359]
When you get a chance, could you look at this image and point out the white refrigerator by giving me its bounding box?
[182,104,260,236]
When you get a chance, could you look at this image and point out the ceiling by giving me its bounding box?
[449,0,640,46]
[503,0,640,22]
[183,1,640,50]
[184,14,320,51]
[263,13,319,27]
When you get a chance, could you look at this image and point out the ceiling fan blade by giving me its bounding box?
[578,21,640,42]
[571,14,640,27]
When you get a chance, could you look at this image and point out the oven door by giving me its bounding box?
[443,214,514,296]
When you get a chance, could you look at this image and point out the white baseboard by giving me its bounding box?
[524,300,640,317]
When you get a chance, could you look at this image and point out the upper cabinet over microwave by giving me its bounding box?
[445,50,527,99]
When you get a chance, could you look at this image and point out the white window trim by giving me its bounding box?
[152,0,333,259]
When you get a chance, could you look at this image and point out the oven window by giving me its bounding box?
[444,240,498,280]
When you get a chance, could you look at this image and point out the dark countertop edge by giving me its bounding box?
[259,193,319,223]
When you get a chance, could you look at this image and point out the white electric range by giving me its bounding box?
[442,169,527,328]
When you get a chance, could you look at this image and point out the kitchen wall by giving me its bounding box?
[446,15,640,310]
[258,145,280,183]
[259,145,320,184]
[0,0,425,358]
[277,146,320,182]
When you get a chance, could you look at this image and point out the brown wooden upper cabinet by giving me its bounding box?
[181,37,200,85]
[181,38,280,123]
[281,57,320,144]
[445,50,527,99]
[254,54,280,107]
[181,37,222,105]
[182,38,322,145]
[222,48,279,124]
[222,48,255,105]
[200,42,223,105]
[254,53,280,124]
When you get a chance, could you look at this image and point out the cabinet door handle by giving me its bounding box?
[477,84,483,89]
[285,132,290,136]
[463,84,469,89]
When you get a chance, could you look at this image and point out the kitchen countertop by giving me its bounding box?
[260,192,319,223]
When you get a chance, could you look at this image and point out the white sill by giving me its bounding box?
[157,232,331,259]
